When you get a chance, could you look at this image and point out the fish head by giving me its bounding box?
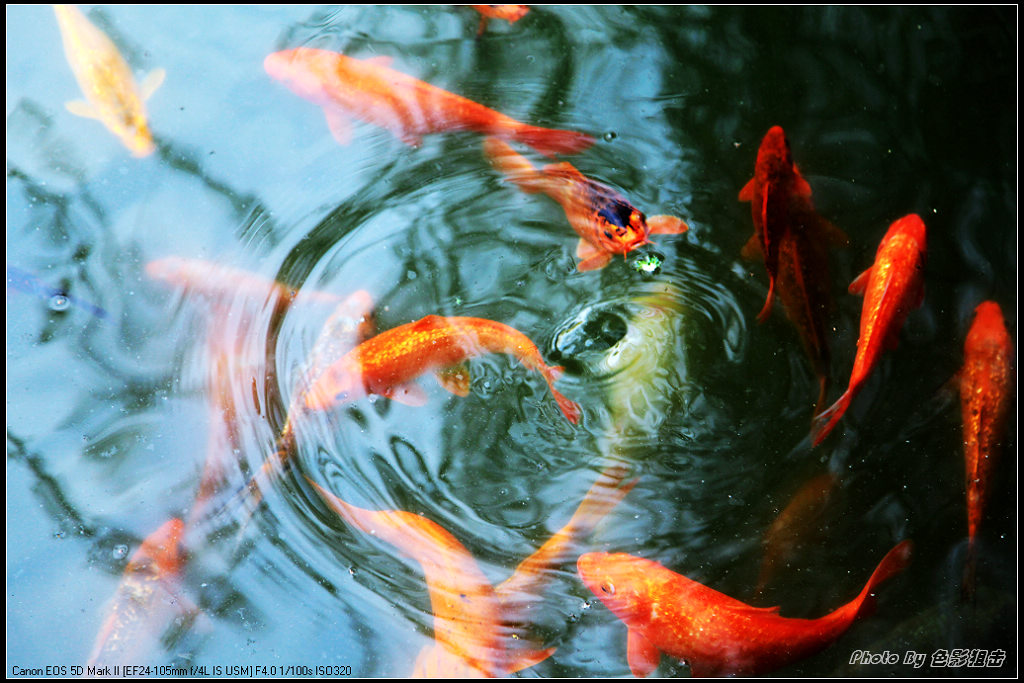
[594,199,649,255]
[265,48,331,100]
[304,356,365,411]
[971,301,1007,336]
[128,517,185,577]
[887,213,927,251]
[754,125,794,185]
[578,552,660,628]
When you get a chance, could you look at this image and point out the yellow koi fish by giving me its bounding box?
[54,4,164,157]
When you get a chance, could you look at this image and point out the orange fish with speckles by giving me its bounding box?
[87,518,194,667]
[959,300,1013,596]
[311,465,634,676]
[54,4,165,157]
[304,314,581,424]
[265,48,593,157]
[484,137,688,271]
[578,540,912,677]
[811,214,927,446]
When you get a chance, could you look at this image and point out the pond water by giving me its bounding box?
[7,5,1016,678]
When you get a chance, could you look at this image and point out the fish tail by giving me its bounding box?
[755,278,775,324]
[483,136,546,193]
[539,363,580,424]
[810,388,853,447]
[510,124,595,158]
[848,540,913,622]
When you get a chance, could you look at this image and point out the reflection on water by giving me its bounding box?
[7,5,1016,678]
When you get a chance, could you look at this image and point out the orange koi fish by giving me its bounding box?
[264,48,594,157]
[470,5,530,35]
[304,314,581,424]
[484,137,688,271]
[311,465,633,676]
[740,126,821,323]
[810,214,927,446]
[578,540,912,677]
[960,301,1013,596]
[145,257,342,306]
[54,5,165,157]
[87,518,194,666]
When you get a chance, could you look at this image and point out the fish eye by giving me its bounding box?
[600,581,615,595]
[603,230,614,240]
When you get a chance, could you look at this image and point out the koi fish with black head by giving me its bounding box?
[484,137,688,272]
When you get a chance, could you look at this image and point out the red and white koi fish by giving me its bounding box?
[87,519,195,667]
[54,4,164,157]
[303,314,581,424]
[264,48,594,157]
[484,137,688,271]
[811,214,927,446]
[311,465,633,676]
[959,301,1013,596]
[578,540,912,677]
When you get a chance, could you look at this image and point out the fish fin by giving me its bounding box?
[364,55,394,68]
[399,131,424,148]
[794,172,812,197]
[483,136,545,193]
[626,628,660,678]
[412,314,450,330]
[741,233,763,261]
[476,15,488,36]
[755,279,775,324]
[848,267,872,296]
[848,540,913,622]
[511,124,594,158]
[810,388,853,447]
[65,100,100,119]
[323,108,353,146]
[140,68,166,100]
[382,382,429,406]
[507,646,557,673]
[646,214,689,236]
[738,177,755,202]
[576,240,613,272]
[435,362,471,397]
[731,603,782,615]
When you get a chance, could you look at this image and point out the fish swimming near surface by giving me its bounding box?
[578,540,912,677]
[484,137,689,271]
[959,301,1013,597]
[87,518,195,667]
[310,465,634,676]
[303,314,581,424]
[469,5,530,35]
[753,472,838,598]
[740,126,841,324]
[810,214,927,446]
[53,4,165,157]
[264,48,594,157]
[145,257,343,307]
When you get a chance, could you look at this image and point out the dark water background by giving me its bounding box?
[7,5,1016,677]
